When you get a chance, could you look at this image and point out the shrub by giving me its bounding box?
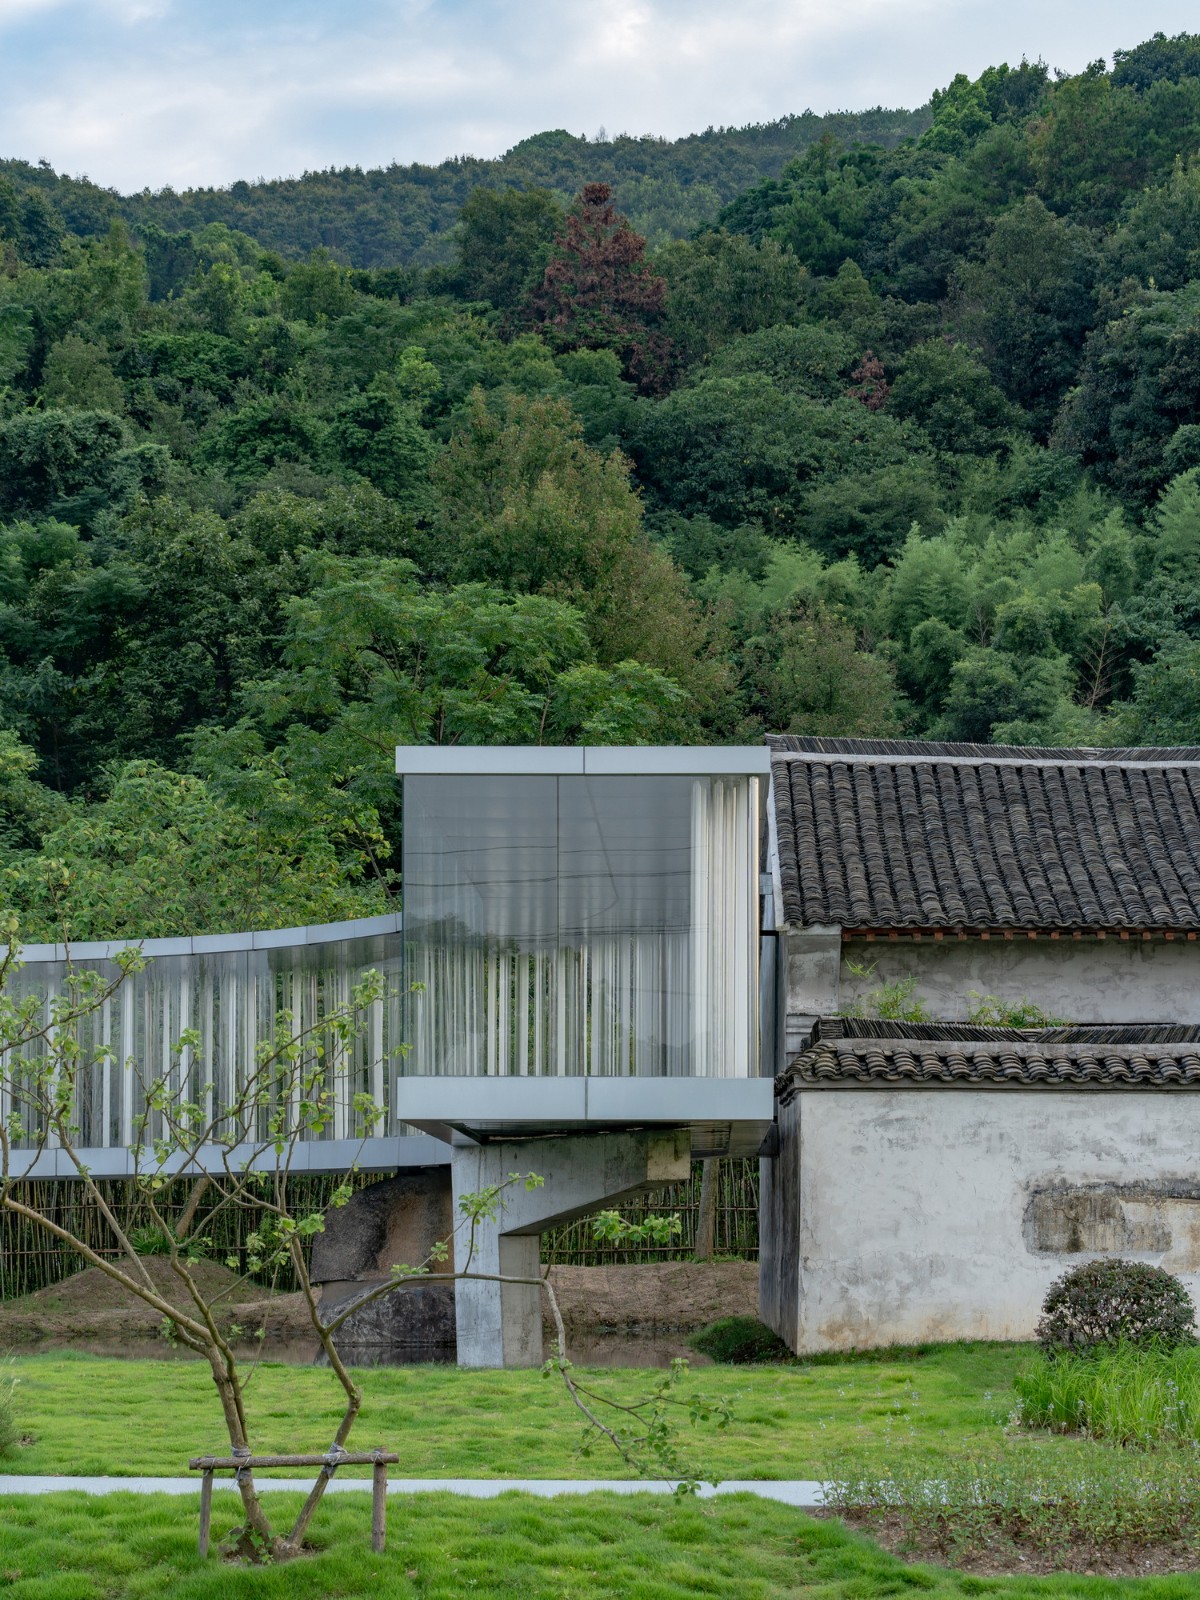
[1015,1341,1200,1446]
[127,1225,173,1257]
[688,1316,790,1364]
[1036,1258,1195,1355]
[963,991,1064,1026]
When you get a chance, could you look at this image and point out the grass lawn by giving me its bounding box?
[2,1489,1198,1600]
[6,1347,1200,1594]
[1,1342,1162,1479]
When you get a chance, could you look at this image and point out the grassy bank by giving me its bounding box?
[0,1342,1147,1480]
[0,1489,1193,1600]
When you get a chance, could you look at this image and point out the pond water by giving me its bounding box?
[16,1332,711,1369]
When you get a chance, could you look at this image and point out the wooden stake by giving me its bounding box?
[372,1459,387,1553]
[198,1468,214,1557]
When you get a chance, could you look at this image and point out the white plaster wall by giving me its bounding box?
[790,1089,1200,1352]
[840,937,1200,1025]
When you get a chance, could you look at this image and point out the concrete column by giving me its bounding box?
[451,1126,691,1368]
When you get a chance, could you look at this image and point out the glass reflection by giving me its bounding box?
[403,774,757,1079]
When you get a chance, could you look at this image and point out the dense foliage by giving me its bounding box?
[1,33,1200,936]
[1036,1259,1196,1355]
[0,108,930,267]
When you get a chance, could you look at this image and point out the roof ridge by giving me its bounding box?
[771,750,1200,772]
[766,735,1200,762]
[822,1018,1200,1045]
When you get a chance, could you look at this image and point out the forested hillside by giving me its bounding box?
[0,31,1199,937]
[1,107,930,268]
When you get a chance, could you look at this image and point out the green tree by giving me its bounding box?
[434,391,730,726]
[280,249,357,323]
[949,196,1099,435]
[656,230,808,367]
[5,756,386,941]
[1106,635,1200,744]
[889,340,1021,456]
[326,386,436,509]
[741,606,905,737]
[239,557,689,811]
[451,186,564,311]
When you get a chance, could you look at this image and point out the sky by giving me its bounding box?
[1,0,1199,194]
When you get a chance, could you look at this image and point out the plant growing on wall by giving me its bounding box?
[0,920,726,1561]
[841,963,931,1022]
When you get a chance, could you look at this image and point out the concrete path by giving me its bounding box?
[0,1475,826,1506]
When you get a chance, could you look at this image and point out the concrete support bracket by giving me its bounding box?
[451,1127,691,1368]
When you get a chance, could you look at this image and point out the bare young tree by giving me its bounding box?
[0,929,726,1561]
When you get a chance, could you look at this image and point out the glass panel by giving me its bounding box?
[5,935,406,1154]
[402,772,758,1079]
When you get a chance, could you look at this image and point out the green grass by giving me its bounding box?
[0,1342,1157,1480]
[1014,1344,1200,1447]
[0,1490,1196,1599]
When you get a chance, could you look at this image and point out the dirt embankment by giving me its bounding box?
[0,1258,312,1343]
[543,1262,758,1334]
[0,1259,758,1344]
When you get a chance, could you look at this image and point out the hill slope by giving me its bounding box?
[0,106,929,266]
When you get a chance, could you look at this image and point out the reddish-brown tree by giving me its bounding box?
[846,350,891,412]
[526,183,673,393]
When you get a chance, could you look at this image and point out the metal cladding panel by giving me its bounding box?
[191,932,253,955]
[252,925,312,950]
[586,1076,774,1123]
[7,1135,450,1180]
[392,1075,772,1128]
[396,747,585,775]
[395,745,770,776]
[396,1077,589,1125]
[583,747,771,776]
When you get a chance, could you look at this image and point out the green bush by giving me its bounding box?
[1015,1341,1200,1446]
[1036,1258,1195,1354]
[688,1316,790,1364]
[127,1225,173,1257]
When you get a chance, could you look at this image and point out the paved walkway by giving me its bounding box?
[0,1475,826,1506]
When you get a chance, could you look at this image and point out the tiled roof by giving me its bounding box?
[780,1018,1200,1097]
[768,736,1200,932]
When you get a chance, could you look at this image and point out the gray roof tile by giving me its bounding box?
[781,1019,1200,1094]
[769,737,1200,931]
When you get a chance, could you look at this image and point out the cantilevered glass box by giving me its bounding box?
[397,748,769,1079]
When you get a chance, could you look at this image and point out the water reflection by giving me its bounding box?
[17,1333,710,1369]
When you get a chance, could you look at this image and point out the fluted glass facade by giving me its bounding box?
[402,774,758,1078]
[3,926,406,1154]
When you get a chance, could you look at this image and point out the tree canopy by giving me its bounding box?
[1,34,1200,933]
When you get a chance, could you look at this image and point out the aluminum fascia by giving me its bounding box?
[5,911,404,969]
[394,745,771,777]
[7,1135,449,1180]
[392,1075,774,1133]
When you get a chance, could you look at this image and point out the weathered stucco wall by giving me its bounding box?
[839,937,1200,1025]
[761,1088,1200,1353]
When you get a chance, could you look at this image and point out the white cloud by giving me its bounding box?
[0,0,1197,191]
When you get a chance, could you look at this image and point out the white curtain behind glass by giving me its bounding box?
[403,774,758,1079]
